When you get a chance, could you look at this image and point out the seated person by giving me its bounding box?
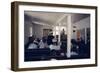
[25,36,35,49]
[28,39,38,49]
[49,38,60,50]
[49,38,63,59]
[39,39,48,49]
[71,39,77,52]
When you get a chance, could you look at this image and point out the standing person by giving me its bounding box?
[47,31,54,45]
[60,29,67,55]
[61,29,65,35]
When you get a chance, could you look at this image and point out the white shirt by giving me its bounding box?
[39,40,48,49]
[49,44,60,50]
[28,43,38,49]
[39,40,45,48]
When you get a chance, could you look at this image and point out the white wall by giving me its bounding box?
[33,24,53,39]
[0,0,99,73]
[74,17,90,30]
[71,17,90,40]
[24,21,33,44]
[24,21,53,44]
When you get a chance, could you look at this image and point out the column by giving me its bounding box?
[54,25,56,36]
[85,28,87,44]
[58,23,61,42]
[29,26,33,37]
[67,15,72,58]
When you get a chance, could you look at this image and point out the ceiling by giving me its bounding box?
[24,11,90,26]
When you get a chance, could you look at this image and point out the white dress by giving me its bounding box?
[39,40,48,49]
[39,41,45,48]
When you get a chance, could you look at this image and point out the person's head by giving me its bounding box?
[28,37,33,43]
[62,29,65,34]
[63,29,65,31]
[32,35,35,40]
[37,38,40,43]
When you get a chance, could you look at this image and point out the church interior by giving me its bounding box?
[24,11,90,61]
